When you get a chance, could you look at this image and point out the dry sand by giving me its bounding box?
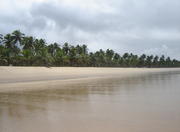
[0,66,180,92]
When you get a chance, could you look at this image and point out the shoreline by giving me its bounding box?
[0,67,180,93]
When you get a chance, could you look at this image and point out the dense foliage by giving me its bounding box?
[0,30,180,67]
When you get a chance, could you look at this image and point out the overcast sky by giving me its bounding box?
[1,0,180,58]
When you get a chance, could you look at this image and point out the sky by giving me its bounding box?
[0,0,180,59]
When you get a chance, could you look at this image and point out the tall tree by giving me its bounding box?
[152,55,159,67]
[63,42,70,55]
[11,30,24,45]
[146,55,153,67]
[0,30,180,67]
[0,34,3,44]
[138,54,146,67]
[22,36,34,50]
[159,55,165,67]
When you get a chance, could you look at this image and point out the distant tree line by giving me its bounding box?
[0,30,180,67]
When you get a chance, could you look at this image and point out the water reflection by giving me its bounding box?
[0,71,180,132]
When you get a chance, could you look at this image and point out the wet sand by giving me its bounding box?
[0,67,180,92]
[1,68,180,132]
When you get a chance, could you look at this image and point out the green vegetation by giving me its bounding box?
[0,30,180,67]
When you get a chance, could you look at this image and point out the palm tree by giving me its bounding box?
[106,49,114,66]
[63,42,70,55]
[138,54,146,67]
[69,46,77,66]
[54,48,63,66]
[11,30,24,46]
[152,56,159,67]
[33,39,46,55]
[130,54,139,67]
[82,44,88,55]
[3,31,25,61]
[89,52,96,66]
[0,45,8,65]
[159,55,165,67]
[1,30,180,67]
[146,55,153,67]
[4,34,13,49]
[22,36,34,50]
[113,53,120,66]
[4,34,20,65]
[165,57,171,67]
[122,53,130,67]
[172,59,180,67]
[76,45,83,55]
[0,34,3,44]
[47,43,60,57]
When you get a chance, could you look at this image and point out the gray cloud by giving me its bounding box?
[0,0,180,59]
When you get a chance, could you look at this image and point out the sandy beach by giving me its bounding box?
[0,67,180,92]
[1,67,180,132]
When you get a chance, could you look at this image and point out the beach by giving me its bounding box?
[1,67,180,132]
[0,66,180,93]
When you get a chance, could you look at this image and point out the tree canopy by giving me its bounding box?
[0,30,180,67]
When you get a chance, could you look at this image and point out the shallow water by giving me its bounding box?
[0,71,180,132]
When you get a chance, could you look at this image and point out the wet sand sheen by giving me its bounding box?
[0,67,180,92]
[0,67,180,132]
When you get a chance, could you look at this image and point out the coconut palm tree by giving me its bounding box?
[1,30,180,67]
[153,56,159,67]
[0,34,3,44]
[47,43,60,57]
[11,30,24,45]
[22,36,34,50]
[3,33,20,65]
[63,42,70,55]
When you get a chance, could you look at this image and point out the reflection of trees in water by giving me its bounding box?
[0,71,179,118]
[0,93,47,119]
[85,71,178,95]
[0,84,91,118]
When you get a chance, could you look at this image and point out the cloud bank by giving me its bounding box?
[1,0,180,58]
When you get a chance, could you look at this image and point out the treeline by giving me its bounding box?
[0,30,180,67]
